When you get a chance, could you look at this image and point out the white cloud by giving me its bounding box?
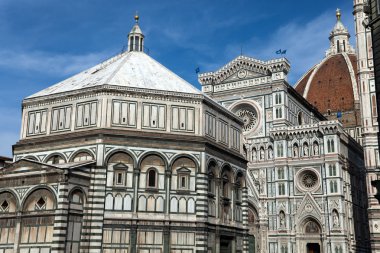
[0,50,110,76]
[208,9,356,86]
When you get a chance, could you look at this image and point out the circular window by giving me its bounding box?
[236,109,257,132]
[301,172,318,189]
[230,101,261,134]
[296,169,320,192]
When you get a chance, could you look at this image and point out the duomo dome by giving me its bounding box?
[294,9,362,142]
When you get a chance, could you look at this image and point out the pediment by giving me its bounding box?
[113,163,129,170]
[177,167,191,173]
[220,68,266,84]
[296,193,322,222]
[1,159,63,175]
[198,55,271,85]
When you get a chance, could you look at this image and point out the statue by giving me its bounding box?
[268,147,273,159]
[313,142,319,155]
[293,145,298,157]
[252,149,257,161]
[260,148,265,160]
[279,211,285,227]
[333,210,339,227]
[303,143,309,156]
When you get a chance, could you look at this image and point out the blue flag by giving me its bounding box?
[195,67,200,74]
[276,49,287,55]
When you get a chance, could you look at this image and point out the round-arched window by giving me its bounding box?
[301,172,318,189]
[230,102,260,134]
[296,168,320,192]
[236,108,257,132]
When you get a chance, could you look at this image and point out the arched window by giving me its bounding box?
[46,154,65,165]
[329,164,336,176]
[372,94,377,117]
[327,139,335,153]
[208,172,215,194]
[275,93,282,104]
[23,189,55,212]
[278,183,285,195]
[70,190,84,204]
[72,152,93,162]
[222,174,229,198]
[235,173,244,202]
[298,112,303,125]
[108,152,134,165]
[147,169,157,188]
[221,166,233,200]
[278,167,284,179]
[276,143,283,157]
[173,157,195,191]
[275,107,283,119]
[0,192,16,213]
[330,180,338,193]
[337,40,340,53]
[252,148,257,161]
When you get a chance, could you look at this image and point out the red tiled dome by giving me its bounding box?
[294,53,361,128]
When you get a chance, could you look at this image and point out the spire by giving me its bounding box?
[326,9,355,56]
[128,12,144,52]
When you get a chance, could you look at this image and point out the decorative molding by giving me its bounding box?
[163,152,175,160]
[131,149,144,158]
[15,187,29,199]
[64,151,73,159]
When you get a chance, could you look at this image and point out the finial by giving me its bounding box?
[336,8,341,21]
[134,11,139,23]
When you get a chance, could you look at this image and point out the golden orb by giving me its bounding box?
[336,8,341,20]
[134,13,139,23]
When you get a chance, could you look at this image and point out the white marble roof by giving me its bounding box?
[28,51,201,98]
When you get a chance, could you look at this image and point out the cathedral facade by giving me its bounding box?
[199,53,369,252]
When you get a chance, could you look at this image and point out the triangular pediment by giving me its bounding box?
[1,159,64,175]
[296,193,322,222]
[176,167,191,173]
[198,55,271,85]
[220,68,266,84]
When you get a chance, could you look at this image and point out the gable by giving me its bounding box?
[198,55,271,86]
[1,159,63,175]
[296,193,323,223]
[221,68,266,84]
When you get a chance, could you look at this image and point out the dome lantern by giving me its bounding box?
[128,12,144,52]
[326,9,354,56]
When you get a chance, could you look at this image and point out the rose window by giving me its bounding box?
[301,171,318,189]
[236,109,257,132]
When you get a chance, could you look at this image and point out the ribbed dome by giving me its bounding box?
[295,53,360,128]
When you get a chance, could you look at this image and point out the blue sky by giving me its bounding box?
[0,0,355,157]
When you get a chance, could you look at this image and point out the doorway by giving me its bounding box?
[306,243,320,253]
[220,236,232,253]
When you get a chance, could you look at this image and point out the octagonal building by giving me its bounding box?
[0,18,250,253]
